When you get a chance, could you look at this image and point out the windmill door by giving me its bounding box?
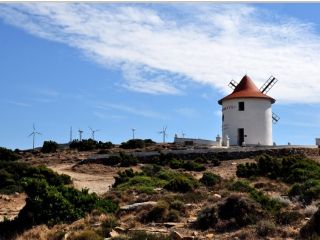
[238,128,244,146]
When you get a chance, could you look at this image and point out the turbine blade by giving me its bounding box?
[28,132,34,137]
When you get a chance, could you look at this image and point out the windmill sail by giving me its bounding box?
[272,112,280,124]
[260,76,278,94]
[228,80,238,90]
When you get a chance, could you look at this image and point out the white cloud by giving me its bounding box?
[1,4,320,103]
[175,107,197,118]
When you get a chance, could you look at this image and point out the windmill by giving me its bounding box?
[89,127,99,140]
[228,75,280,124]
[181,132,186,138]
[28,123,41,150]
[78,129,84,141]
[131,128,136,140]
[159,126,168,143]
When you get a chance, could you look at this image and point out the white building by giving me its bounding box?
[218,75,276,146]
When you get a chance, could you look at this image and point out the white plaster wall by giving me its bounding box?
[221,98,272,146]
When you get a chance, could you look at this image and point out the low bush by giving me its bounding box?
[142,201,169,223]
[200,172,221,187]
[0,147,20,161]
[170,200,186,214]
[119,152,138,167]
[120,139,156,149]
[113,231,170,240]
[256,220,276,237]
[236,162,259,178]
[182,161,206,172]
[164,176,198,193]
[218,194,262,227]
[289,179,320,205]
[276,210,302,225]
[41,141,58,153]
[69,139,114,151]
[0,161,71,194]
[195,206,218,230]
[101,215,118,237]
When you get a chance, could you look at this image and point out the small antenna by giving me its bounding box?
[132,128,136,140]
[158,126,168,143]
[78,129,84,141]
[28,123,41,150]
[89,127,99,140]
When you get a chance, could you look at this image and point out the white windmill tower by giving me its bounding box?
[28,124,42,150]
[218,75,279,146]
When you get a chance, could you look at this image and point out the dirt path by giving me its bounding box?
[48,164,116,196]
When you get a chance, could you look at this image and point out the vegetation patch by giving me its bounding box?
[120,139,156,149]
[69,139,113,151]
[236,154,320,204]
[0,147,20,161]
[41,141,59,153]
[200,172,221,187]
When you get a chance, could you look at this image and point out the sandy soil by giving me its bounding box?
[48,163,117,195]
[0,193,26,221]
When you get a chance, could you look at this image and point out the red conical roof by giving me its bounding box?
[218,75,275,105]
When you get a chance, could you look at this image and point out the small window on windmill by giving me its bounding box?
[238,102,245,111]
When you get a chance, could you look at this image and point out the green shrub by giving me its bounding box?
[120,139,155,149]
[0,147,20,161]
[195,206,218,230]
[218,194,261,227]
[164,176,197,193]
[169,158,183,169]
[118,231,170,240]
[194,157,208,164]
[119,152,138,167]
[104,155,121,166]
[200,172,221,187]
[211,157,221,166]
[96,141,114,149]
[170,200,186,213]
[41,141,59,153]
[256,220,276,237]
[289,179,320,204]
[182,161,206,172]
[236,163,259,178]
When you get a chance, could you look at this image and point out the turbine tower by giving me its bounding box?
[70,126,73,143]
[28,123,41,150]
[131,128,136,140]
[78,129,84,141]
[159,126,168,143]
[89,127,99,140]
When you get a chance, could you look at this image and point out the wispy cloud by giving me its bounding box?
[1,4,320,103]
[8,101,32,108]
[97,102,166,119]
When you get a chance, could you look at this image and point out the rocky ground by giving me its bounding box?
[2,146,319,240]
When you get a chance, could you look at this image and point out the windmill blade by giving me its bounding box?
[272,112,280,124]
[28,132,34,137]
[35,132,42,135]
[164,126,167,132]
[33,123,35,131]
[228,80,238,90]
[260,76,278,94]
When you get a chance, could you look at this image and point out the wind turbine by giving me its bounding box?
[78,129,84,141]
[158,126,168,143]
[181,132,186,138]
[89,127,99,140]
[69,126,73,143]
[131,128,136,140]
[28,124,41,150]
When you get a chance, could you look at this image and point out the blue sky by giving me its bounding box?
[0,3,320,150]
